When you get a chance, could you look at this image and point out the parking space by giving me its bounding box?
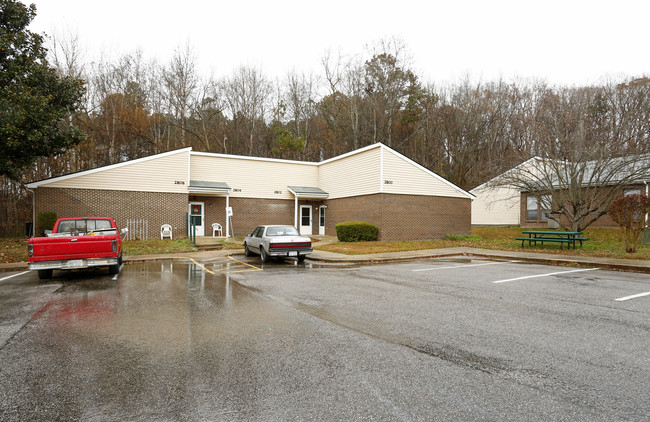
[187,255,263,275]
[371,257,650,305]
[0,256,648,420]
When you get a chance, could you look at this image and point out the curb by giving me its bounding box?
[457,252,650,274]
[308,251,650,274]
[2,249,649,274]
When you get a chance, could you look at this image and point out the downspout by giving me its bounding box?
[26,187,35,237]
[225,194,230,238]
[643,180,650,227]
[294,194,298,228]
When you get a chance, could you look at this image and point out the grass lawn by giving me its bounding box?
[316,226,650,260]
[0,238,200,264]
[2,227,649,263]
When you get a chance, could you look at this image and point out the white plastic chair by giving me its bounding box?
[212,223,223,237]
[161,224,173,240]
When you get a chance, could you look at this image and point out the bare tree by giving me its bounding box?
[496,84,650,231]
[222,66,271,156]
[162,43,198,147]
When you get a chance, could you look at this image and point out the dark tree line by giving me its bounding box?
[1,14,649,236]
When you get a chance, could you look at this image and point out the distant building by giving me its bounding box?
[471,157,649,228]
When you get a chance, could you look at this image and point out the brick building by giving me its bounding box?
[26,143,474,241]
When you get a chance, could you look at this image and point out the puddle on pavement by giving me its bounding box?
[33,261,296,355]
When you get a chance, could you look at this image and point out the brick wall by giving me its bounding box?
[189,196,300,237]
[35,187,187,239]
[35,188,471,241]
[326,193,471,241]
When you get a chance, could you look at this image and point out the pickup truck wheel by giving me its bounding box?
[297,255,306,263]
[108,264,120,275]
[37,269,53,280]
[244,243,253,257]
[260,247,270,263]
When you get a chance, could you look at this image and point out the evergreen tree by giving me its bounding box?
[0,0,85,179]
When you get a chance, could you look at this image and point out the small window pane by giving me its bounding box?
[539,195,551,221]
[526,196,538,221]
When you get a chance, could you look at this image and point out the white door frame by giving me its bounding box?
[300,205,312,236]
[189,201,205,237]
[318,205,326,235]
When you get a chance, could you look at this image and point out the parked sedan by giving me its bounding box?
[244,225,313,263]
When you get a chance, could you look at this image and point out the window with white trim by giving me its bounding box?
[526,196,538,221]
[526,194,552,221]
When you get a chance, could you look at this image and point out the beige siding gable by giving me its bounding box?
[471,185,520,225]
[190,154,318,199]
[43,150,190,193]
[318,147,381,199]
[381,147,471,198]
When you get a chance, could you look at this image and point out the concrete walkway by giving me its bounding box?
[3,236,650,274]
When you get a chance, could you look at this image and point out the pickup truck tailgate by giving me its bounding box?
[30,235,117,261]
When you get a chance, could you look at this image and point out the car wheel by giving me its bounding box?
[260,247,270,263]
[108,264,120,275]
[244,243,253,257]
[37,269,53,280]
[297,255,306,263]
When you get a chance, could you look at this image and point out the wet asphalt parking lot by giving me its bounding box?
[0,256,649,421]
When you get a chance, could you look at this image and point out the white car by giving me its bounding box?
[244,225,313,263]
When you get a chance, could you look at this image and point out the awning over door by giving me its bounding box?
[288,186,329,199]
[189,180,232,237]
[288,186,329,228]
[188,180,231,194]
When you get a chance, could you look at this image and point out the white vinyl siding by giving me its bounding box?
[44,151,190,193]
[319,147,381,199]
[381,148,469,198]
[190,154,318,199]
[471,185,521,225]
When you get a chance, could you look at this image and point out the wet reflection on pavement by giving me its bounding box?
[0,259,340,421]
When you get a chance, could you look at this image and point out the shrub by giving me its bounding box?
[36,211,57,236]
[608,194,650,253]
[335,221,378,242]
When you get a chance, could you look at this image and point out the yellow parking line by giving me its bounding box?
[190,258,215,274]
[228,256,263,271]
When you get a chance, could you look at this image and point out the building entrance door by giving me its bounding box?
[189,202,204,237]
[319,206,326,235]
[300,205,312,236]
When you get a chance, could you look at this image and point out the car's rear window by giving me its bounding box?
[266,226,299,236]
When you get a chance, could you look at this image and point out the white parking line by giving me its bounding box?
[615,291,650,302]
[0,271,30,282]
[413,260,519,272]
[492,268,598,284]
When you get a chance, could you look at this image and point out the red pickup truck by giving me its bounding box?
[28,217,127,279]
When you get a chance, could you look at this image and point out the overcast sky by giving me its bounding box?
[28,0,649,86]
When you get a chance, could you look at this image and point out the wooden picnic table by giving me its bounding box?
[517,230,588,250]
